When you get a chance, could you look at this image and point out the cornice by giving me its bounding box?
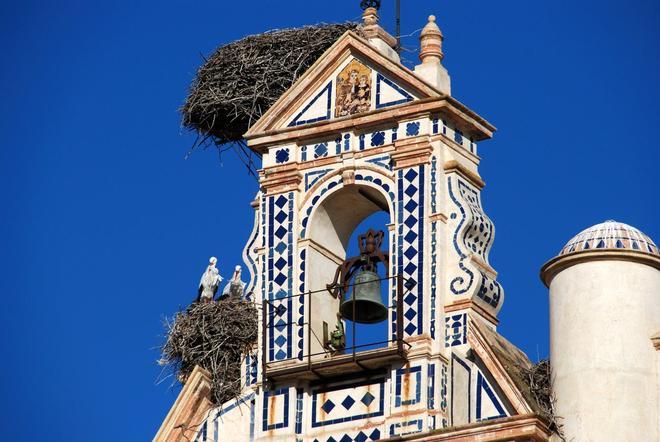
[540,249,660,287]
[443,159,485,189]
[260,164,302,194]
[391,136,433,169]
[246,98,494,153]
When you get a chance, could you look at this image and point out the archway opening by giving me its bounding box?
[306,183,393,359]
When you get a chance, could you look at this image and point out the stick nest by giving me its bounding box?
[520,359,564,439]
[182,22,362,146]
[160,299,258,405]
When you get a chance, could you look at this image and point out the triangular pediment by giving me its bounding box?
[467,315,547,418]
[245,31,442,138]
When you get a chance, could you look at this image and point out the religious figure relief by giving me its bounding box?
[335,59,372,117]
[197,257,222,302]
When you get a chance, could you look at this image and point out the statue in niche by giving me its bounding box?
[197,257,222,302]
[335,59,372,117]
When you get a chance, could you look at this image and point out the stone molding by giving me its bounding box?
[540,249,660,287]
[260,164,302,194]
[248,98,494,152]
[443,159,485,189]
[429,212,448,223]
[153,366,213,442]
[391,136,433,169]
[468,316,534,416]
[245,31,445,138]
[398,414,552,441]
[651,331,660,350]
[445,299,499,326]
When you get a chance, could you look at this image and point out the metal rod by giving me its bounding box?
[274,274,397,301]
[352,283,357,362]
[308,290,312,372]
[397,273,404,356]
[395,0,401,53]
[261,298,267,387]
[268,338,412,363]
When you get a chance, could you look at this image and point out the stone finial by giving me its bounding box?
[419,15,444,64]
[362,6,379,27]
[360,6,399,61]
[414,14,451,94]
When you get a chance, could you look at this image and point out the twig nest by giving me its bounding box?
[181,22,361,146]
[161,299,258,405]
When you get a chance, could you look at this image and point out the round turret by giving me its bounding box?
[541,220,660,441]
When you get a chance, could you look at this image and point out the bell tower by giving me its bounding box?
[236,7,508,437]
[158,7,558,442]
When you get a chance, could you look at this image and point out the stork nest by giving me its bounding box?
[521,359,564,439]
[160,299,258,405]
[182,22,362,146]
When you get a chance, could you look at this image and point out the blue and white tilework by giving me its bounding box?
[445,313,467,347]
[204,393,255,442]
[447,175,504,310]
[476,371,507,421]
[312,428,382,442]
[275,147,290,164]
[559,220,660,257]
[267,193,294,361]
[242,196,262,299]
[397,166,425,336]
[451,354,472,424]
[440,362,448,413]
[430,156,438,339]
[299,176,342,238]
[295,388,304,434]
[389,419,423,437]
[195,421,207,442]
[477,271,502,308]
[311,379,385,428]
[244,352,258,386]
[395,365,422,407]
[289,82,332,127]
[449,178,493,261]
[263,388,290,431]
[354,173,396,207]
[427,363,436,410]
[297,248,306,360]
[304,169,333,191]
[365,154,392,171]
[375,73,414,109]
[314,142,329,159]
[430,117,478,154]
[405,121,420,137]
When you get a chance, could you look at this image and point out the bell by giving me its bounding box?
[340,269,388,323]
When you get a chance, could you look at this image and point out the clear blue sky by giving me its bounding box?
[1,1,658,440]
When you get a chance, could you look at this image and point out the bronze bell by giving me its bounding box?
[340,269,388,323]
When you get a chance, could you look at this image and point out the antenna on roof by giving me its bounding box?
[395,0,401,53]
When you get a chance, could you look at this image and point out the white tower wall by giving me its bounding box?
[549,259,660,440]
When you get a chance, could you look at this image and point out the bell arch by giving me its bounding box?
[301,174,395,358]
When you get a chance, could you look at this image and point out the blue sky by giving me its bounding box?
[1,1,658,440]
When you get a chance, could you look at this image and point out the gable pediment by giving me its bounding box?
[245,31,442,139]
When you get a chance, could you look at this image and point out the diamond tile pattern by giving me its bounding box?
[268,192,294,361]
[397,166,424,337]
[312,380,385,428]
[341,396,355,410]
[361,392,375,406]
[321,399,336,414]
[314,429,381,442]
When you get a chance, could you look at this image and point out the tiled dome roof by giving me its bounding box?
[559,220,659,256]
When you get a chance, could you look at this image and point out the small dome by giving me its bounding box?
[559,220,659,256]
